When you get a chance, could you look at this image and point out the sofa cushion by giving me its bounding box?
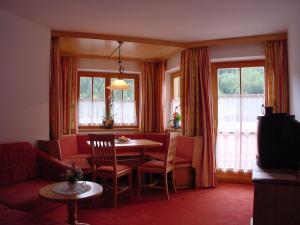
[76,134,91,154]
[37,140,62,160]
[59,135,78,157]
[0,203,63,225]
[176,136,195,159]
[0,142,38,187]
[0,179,62,215]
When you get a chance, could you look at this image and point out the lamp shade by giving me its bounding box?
[107,79,130,90]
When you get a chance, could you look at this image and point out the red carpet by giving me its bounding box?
[44,183,253,225]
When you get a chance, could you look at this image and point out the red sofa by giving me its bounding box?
[0,142,70,225]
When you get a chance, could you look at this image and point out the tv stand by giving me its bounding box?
[252,163,300,225]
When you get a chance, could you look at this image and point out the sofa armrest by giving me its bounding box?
[36,150,71,181]
[37,140,62,160]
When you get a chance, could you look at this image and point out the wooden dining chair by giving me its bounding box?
[137,137,177,200]
[88,134,132,207]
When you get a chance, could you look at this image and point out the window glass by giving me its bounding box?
[241,67,264,95]
[217,68,240,95]
[93,77,105,100]
[173,76,180,99]
[123,79,134,100]
[80,77,92,99]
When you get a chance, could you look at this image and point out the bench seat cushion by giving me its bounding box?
[0,179,61,215]
[0,204,63,225]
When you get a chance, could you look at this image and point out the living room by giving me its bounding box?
[0,1,300,225]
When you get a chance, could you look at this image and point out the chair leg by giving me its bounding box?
[113,177,118,208]
[164,173,169,200]
[128,172,133,199]
[137,169,142,196]
[172,170,177,193]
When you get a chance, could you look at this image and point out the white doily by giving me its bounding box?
[52,182,91,195]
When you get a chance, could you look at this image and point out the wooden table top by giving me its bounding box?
[115,139,163,149]
[39,181,103,202]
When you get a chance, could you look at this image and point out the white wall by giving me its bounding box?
[0,9,50,143]
[288,13,300,120]
[166,42,265,70]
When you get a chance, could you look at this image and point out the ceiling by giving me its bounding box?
[59,38,182,61]
[0,0,299,43]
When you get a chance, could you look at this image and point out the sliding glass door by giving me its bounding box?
[216,61,265,172]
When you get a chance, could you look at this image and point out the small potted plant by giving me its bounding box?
[170,106,181,129]
[62,163,83,189]
[103,95,115,129]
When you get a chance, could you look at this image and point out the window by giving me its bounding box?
[171,71,181,122]
[78,72,139,128]
[214,61,265,172]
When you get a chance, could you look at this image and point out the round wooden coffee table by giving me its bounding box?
[39,181,103,225]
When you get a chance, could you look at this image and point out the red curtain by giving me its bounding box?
[50,38,78,140]
[61,57,78,135]
[50,37,63,140]
[180,47,217,187]
[141,61,165,132]
[265,40,289,113]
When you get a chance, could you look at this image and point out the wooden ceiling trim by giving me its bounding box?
[185,32,287,48]
[60,52,160,63]
[52,30,185,48]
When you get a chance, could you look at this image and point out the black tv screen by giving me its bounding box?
[257,113,300,169]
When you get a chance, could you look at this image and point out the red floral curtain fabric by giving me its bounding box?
[50,37,78,140]
[265,40,289,113]
[141,61,165,132]
[61,57,78,135]
[180,47,217,187]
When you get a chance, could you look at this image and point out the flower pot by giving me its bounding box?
[173,120,180,129]
[67,181,78,190]
[103,119,114,129]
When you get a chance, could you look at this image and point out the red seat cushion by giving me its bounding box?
[0,142,38,187]
[139,160,168,168]
[97,164,130,172]
[0,203,63,225]
[146,152,165,161]
[0,179,62,215]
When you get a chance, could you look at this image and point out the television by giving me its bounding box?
[257,113,300,169]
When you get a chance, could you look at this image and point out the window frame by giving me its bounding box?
[211,60,265,183]
[171,71,181,99]
[77,71,140,129]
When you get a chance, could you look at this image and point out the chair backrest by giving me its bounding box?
[88,134,117,169]
[164,137,177,168]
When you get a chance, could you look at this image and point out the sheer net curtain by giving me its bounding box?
[112,100,137,125]
[78,100,105,125]
[216,95,264,172]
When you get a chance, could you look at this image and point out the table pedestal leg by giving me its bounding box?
[67,201,90,225]
[67,201,78,225]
